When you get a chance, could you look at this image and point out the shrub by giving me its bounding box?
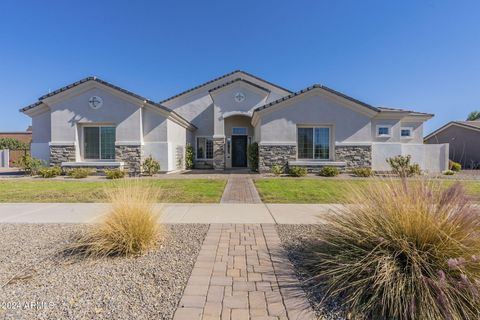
[69,168,94,179]
[66,182,161,257]
[304,180,480,319]
[105,168,126,179]
[318,166,339,177]
[185,143,194,169]
[386,154,421,177]
[37,166,62,178]
[443,169,455,176]
[289,167,307,177]
[351,167,373,177]
[271,164,284,176]
[15,155,42,175]
[247,142,259,172]
[449,160,462,172]
[142,156,160,176]
[0,137,28,150]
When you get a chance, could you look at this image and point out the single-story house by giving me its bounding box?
[20,70,448,173]
[425,120,480,169]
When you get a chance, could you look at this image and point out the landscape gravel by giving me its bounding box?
[0,223,209,320]
[276,224,345,320]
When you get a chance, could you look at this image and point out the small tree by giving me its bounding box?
[185,144,194,169]
[247,142,259,172]
[467,111,480,121]
[0,138,28,150]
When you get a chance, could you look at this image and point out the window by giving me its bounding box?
[196,137,213,159]
[84,126,116,160]
[377,125,391,137]
[297,127,330,160]
[401,127,413,138]
[232,127,247,135]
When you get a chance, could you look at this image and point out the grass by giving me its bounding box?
[66,182,161,257]
[0,179,226,203]
[302,179,480,319]
[255,178,480,203]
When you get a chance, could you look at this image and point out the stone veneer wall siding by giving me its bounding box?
[115,145,143,175]
[213,138,225,170]
[49,145,76,166]
[258,144,296,173]
[334,145,372,169]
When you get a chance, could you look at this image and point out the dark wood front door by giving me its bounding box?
[232,136,248,167]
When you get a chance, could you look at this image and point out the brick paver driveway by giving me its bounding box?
[173,224,315,320]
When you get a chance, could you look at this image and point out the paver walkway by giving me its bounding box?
[173,224,315,320]
[221,178,262,204]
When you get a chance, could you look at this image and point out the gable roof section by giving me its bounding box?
[424,121,480,141]
[19,77,196,129]
[208,78,271,94]
[253,84,434,119]
[253,84,380,113]
[159,70,292,104]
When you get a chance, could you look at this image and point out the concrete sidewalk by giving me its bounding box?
[0,203,340,224]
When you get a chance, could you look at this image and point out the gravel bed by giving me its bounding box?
[276,224,345,320]
[0,223,209,320]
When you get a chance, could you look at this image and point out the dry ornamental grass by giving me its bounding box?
[306,179,480,320]
[67,181,162,257]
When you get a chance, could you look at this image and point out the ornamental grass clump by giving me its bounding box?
[307,179,480,320]
[68,182,161,257]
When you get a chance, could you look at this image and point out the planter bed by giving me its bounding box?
[0,223,209,320]
[276,224,345,320]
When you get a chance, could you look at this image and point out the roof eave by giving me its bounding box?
[159,70,292,104]
[253,84,379,115]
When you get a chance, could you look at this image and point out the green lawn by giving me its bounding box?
[255,179,480,203]
[0,179,226,203]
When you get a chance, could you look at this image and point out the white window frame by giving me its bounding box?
[376,125,392,138]
[81,124,116,161]
[195,136,214,160]
[400,127,413,139]
[232,127,248,136]
[296,125,333,161]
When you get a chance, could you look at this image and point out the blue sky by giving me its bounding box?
[0,0,479,134]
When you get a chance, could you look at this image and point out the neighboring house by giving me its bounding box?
[424,121,480,169]
[0,128,32,165]
[20,70,448,174]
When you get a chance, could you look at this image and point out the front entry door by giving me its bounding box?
[232,136,248,167]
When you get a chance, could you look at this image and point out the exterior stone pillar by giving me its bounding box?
[49,145,76,166]
[115,145,143,176]
[213,137,225,170]
[258,144,296,173]
[335,145,372,169]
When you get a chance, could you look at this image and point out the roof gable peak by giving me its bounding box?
[159,70,292,104]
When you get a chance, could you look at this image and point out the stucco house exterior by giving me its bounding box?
[425,121,480,169]
[20,70,448,174]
